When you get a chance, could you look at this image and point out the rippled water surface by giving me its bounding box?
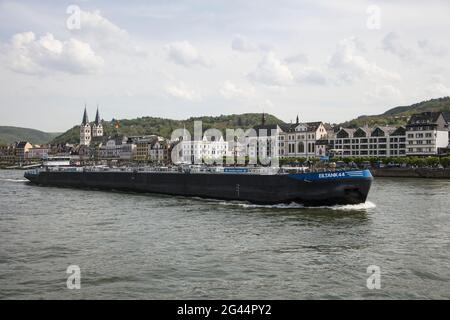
[0,170,449,299]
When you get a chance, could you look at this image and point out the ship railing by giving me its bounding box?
[24,168,41,176]
[78,166,284,175]
[27,165,365,175]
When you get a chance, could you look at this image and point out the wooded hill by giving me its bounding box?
[51,113,284,145]
[0,126,60,145]
[339,97,450,128]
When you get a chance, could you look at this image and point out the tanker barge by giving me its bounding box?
[24,166,373,206]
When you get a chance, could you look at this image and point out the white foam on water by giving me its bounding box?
[217,200,376,211]
[238,202,305,209]
[0,178,28,183]
[321,201,376,211]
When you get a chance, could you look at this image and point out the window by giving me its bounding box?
[288,144,295,153]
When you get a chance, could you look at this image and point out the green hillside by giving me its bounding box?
[340,97,450,128]
[6,97,450,146]
[51,113,285,144]
[0,126,60,145]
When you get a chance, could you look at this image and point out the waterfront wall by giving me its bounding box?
[371,168,450,179]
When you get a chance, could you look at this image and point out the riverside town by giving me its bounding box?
[2,106,450,178]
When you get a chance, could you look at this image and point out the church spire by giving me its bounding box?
[81,105,89,125]
[296,115,299,124]
[261,112,266,125]
[94,106,101,125]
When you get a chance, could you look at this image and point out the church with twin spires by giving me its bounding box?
[80,106,104,146]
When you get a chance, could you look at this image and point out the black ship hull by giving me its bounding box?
[24,169,373,206]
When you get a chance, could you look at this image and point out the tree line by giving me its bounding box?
[279,156,450,168]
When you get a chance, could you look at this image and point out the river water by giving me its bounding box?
[0,169,449,299]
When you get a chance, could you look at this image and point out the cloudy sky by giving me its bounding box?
[0,0,449,132]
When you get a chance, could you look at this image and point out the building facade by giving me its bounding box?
[133,137,154,162]
[91,108,104,138]
[246,123,282,161]
[279,121,329,158]
[98,135,136,161]
[0,144,15,164]
[325,112,449,158]
[131,135,169,163]
[80,107,104,146]
[405,112,449,156]
[27,145,50,159]
[329,126,406,157]
[14,141,33,160]
[149,137,169,164]
[172,133,229,164]
[244,115,330,161]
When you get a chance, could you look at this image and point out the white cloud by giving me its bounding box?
[2,32,104,75]
[219,81,255,99]
[417,39,447,57]
[231,34,272,53]
[165,41,210,67]
[284,53,308,64]
[2,1,450,130]
[365,85,403,105]
[261,98,274,109]
[166,83,201,101]
[382,32,413,60]
[330,37,400,83]
[72,9,146,57]
[425,83,450,98]
[296,67,329,86]
[248,52,294,86]
[231,34,257,52]
[79,10,128,40]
